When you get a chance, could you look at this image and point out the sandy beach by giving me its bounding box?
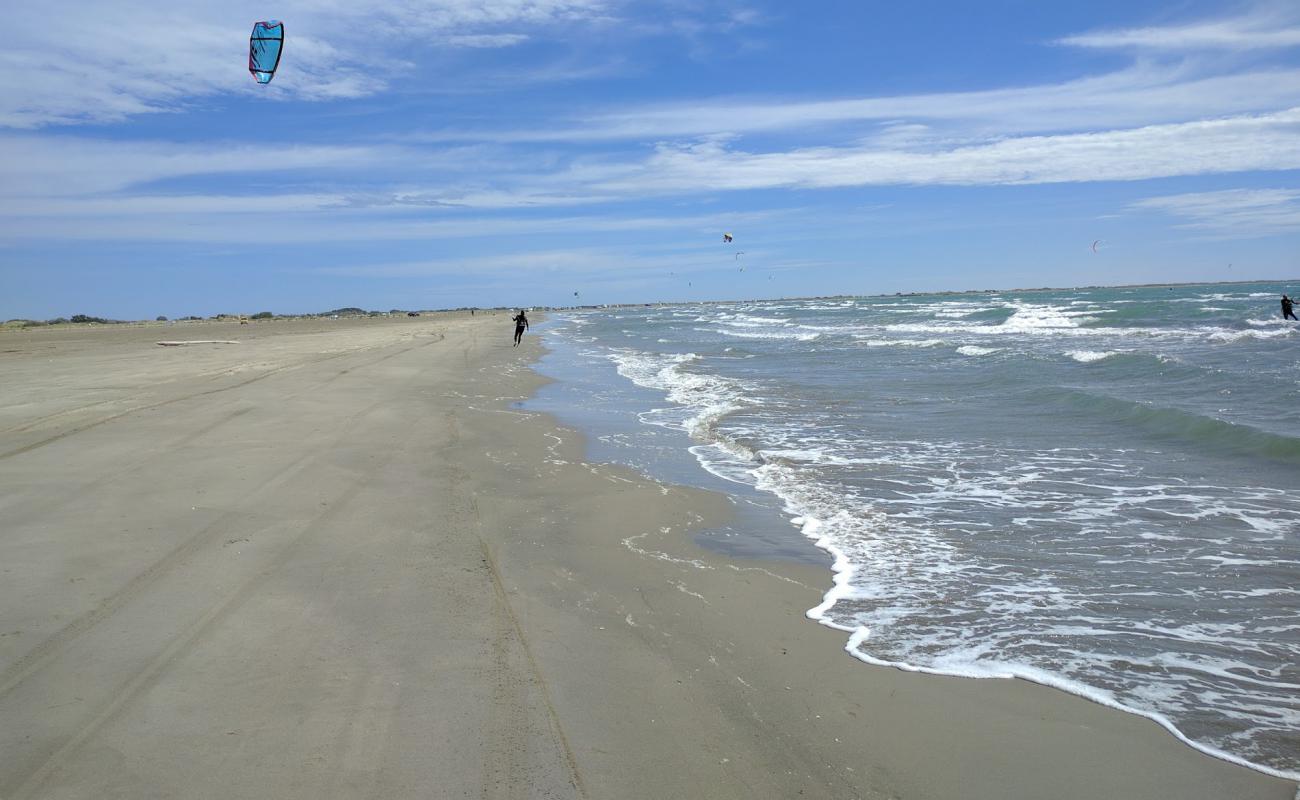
[0,314,1293,800]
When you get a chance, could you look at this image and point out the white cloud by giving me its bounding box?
[407,66,1300,143]
[446,33,531,48]
[0,135,400,196]
[0,0,615,128]
[3,104,1299,244]
[1130,188,1300,237]
[1060,6,1300,50]
[567,108,1300,194]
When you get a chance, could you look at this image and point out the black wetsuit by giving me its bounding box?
[513,313,529,345]
[1284,297,1297,321]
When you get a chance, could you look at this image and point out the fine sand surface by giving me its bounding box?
[0,315,1293,799]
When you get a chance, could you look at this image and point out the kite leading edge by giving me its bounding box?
[249,21,284,84]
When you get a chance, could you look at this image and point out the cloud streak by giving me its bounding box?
[1060,5,1300,51]
[3,103,1299,242]
[0,0,617,128]
[561,108,1300,194]
[410,66,1300,143]
[1130,188,1300,237]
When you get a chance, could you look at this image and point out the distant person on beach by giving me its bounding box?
[1282,295,1297,321]
[512,310,529,346]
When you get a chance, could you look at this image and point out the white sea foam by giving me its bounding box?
[1207,327,1294,343]
[883,320,1148,338]
[1067,350,1117,363]
[556,290,1300,781]
[717,328,821,341]
[856,337,944,347]
[725,314,792,325]
[606,348,753,443]
[999,302,1087,330]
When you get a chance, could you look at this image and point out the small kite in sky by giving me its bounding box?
[1091,239,1103,254]
[249,21,284,84]
[734,251,745,260]
[722,233,733,243]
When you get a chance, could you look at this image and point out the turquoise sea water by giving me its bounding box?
[533,281,1300,779]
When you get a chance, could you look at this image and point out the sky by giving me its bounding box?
[2,0,1299,319]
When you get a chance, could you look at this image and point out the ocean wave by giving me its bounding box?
[606,348,751,442]
[716,328,821,341]
[1207,326,1295,343]
[724,314,792,325]
[1066,350,1118,363]
[554,288,1300,779]
[856,337,945,347]
[1030,386,1300,463]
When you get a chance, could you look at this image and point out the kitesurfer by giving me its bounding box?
[1282,294,1297,321]
[512,310,529,346]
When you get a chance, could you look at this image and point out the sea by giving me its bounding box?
[526,281,1300,780]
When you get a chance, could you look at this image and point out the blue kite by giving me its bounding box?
[249,21,284,84]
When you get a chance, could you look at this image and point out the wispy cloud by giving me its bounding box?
[0,134,403,196]
[1130,188,1300,237]
[3,103,1299,241]
[1059,5,1300,50]
[560,108,1300,194]
[445,33,531,48]
[4,2,1299,255]
[0,0,617,128]
[405,65,1300,144]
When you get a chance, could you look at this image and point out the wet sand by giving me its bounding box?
[0,315,1293,799]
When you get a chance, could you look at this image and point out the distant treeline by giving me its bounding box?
[3,314,123,327]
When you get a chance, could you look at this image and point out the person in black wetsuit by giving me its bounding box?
[512,310,529,346]
[1282,294,1297,321]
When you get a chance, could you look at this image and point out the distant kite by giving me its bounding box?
[722,233,733,243]
[1091,239,1103,254]
[249,21,284,84]
[734,251,745,260]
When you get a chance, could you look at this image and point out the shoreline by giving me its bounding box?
[493,324,1295,797]
[0,315,1293,798]
[527,316,1300,789]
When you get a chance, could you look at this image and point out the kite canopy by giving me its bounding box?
[249,21,284,84]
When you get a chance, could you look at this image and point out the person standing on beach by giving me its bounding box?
[1282,294,1297,321]
[512,310,529,346]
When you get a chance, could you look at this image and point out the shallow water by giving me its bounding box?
[534,282,1300,779]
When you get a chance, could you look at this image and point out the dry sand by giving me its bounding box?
[0,314,1293,799]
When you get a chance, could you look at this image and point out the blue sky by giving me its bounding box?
[2,0,1299,319]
